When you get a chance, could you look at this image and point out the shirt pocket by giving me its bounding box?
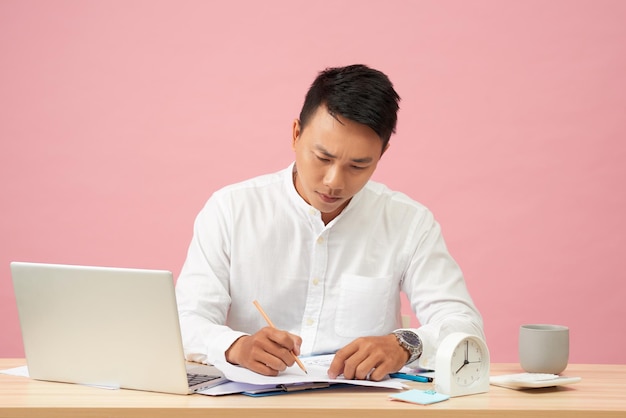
[335,274,391,338]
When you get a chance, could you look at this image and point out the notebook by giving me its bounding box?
[10,261,228,395]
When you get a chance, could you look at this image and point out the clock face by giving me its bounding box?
[435,332,490,397]
[452,338,487,387]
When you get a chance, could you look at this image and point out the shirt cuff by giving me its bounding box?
[205,330,249,365]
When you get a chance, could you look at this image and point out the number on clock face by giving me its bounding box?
[452,339,485,386]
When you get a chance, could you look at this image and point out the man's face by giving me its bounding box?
[292,105,387,224]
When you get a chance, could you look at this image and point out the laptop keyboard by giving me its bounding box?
[187,372,221,387]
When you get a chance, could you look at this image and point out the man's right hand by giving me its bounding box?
[224,327,303,376]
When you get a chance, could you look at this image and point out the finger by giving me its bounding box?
[327,359,344,379]
[245,340,291,375]
[361,351,401,381]
[270,344,298,368]
[248,360,280,376]
[249,340,295,371]
[262,328,305,367]
[347,351,375,380]
[330,343,369,379]
[265,328,302,353]
[356,345,402,381]
[255,351,289,373]
[367,362,390,381]
[328,344,357,379]
[252,328,306,370]
[291,337,302,356]
[259,340,299,369]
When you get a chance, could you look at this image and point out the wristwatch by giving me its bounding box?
[393,330,423,365]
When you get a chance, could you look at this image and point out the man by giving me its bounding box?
[176,64,484,381]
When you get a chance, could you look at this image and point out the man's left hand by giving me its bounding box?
[327,334,409,381]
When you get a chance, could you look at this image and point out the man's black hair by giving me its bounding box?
[299,64,401,150]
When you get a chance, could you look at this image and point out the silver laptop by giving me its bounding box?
[11,261,228,395]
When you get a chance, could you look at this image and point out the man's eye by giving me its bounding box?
[317,156,330,163]
[352,165,367,170]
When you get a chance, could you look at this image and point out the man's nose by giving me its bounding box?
[323,165,344,191]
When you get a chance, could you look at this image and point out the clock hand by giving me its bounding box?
[465,340,468,362]
[455,340,471,374]
[455,360,469,374]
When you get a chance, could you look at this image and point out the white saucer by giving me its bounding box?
[490,373,582,390]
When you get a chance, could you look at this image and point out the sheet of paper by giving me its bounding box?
[212,354,405,390]
[197,381,278,396]
[0,366,29,377]
[0,366,119,390]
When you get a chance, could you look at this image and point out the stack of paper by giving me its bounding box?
[199,354,406,396]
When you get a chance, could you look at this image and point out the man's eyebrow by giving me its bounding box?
[314,144,373,164]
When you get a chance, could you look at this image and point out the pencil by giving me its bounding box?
[253,300,308,374]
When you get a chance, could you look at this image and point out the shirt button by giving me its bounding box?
[309,208,317,216]
[312,278,319,286]
[317,236,324,244]
[306,318,314,326]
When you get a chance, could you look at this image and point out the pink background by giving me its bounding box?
[1,0,625,364]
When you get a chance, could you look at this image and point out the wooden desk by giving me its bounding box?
[1,359,624,417]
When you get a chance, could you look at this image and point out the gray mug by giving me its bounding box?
[519,324,569,374]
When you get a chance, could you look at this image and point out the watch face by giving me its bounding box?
[452,338,487,387]
[401,331,421,346]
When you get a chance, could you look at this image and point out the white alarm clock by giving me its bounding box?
[434,332,490,397]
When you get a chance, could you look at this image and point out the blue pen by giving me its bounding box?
[389,372,433,383]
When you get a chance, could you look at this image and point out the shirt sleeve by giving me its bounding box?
[401,210,485,370]
[175,194,247,365]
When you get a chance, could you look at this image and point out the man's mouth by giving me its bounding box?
[318,192,341,203]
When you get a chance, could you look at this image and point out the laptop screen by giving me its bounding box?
[11,262,204,394]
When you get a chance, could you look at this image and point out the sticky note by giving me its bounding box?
[389,389,450,405]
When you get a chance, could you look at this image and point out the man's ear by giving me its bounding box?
[292,119,301,150]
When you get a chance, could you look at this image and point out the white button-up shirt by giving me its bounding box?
[176,163,484,369]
